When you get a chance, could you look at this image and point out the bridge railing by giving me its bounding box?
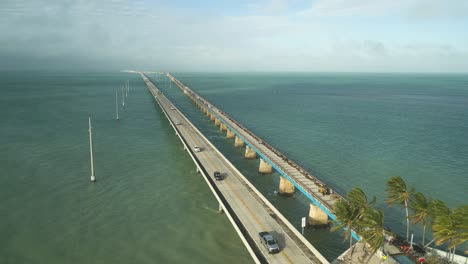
[218,110,347,202]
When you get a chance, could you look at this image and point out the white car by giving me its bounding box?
[259,232,280,253]
[175,121,181,125]
[193,146,201,152]
[171,107,175,110]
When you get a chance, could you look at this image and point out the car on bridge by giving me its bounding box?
[193,146,201,152]
[171,106,175,110]
[175,121,181,125]
[213,171,223,181]
[259,232,280,254]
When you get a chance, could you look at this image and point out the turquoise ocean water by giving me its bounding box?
[1,71,467,263]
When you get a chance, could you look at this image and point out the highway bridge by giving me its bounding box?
[166,73,360,241]
[140,73,329,264]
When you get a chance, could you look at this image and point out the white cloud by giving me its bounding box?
[0,0,467,72]
[332,40,389,58]
[298,0,468,19]
[248,0,295,14]
[298,0,402,17]
[406,0,468,19]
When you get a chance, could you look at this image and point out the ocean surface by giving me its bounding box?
[1,71,467,263]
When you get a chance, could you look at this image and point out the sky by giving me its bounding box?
[1,0,468,72]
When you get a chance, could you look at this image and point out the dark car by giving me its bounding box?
[214,171,222,181]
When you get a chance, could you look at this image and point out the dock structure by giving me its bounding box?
[141,73,329,264]
[166,73,357,238]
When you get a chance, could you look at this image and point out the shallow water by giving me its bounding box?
[1,71,467,262]
[0,71,252,264]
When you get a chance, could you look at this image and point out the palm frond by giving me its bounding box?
[386,176,408,206]
[411,192,430,224]
[358,208,385,251]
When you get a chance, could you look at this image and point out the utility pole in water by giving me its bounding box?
[88,117,96,182]
[115,90,119,120]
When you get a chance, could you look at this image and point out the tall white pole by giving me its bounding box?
[301,217,306,235]
[116,90,119,120]
[125,81,128,97]
[410,233,414,249]
[122,87,125,107]
[89,117,96,182]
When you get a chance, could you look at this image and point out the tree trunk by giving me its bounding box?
[425,238,436,248]
[351,243,356,258]
[452,246,456,262]
[422,224,426,246]
[404,199,410,241]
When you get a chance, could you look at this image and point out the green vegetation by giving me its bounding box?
[331,187,376,253]
[331,199,358,252]
[386,176,414,241]
[358,207,386,255]
[432,203,468,259]
[331,176,467,261]
[410,192,431,246]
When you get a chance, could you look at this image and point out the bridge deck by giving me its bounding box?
[141,74,327,264]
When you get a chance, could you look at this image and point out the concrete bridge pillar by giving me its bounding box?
[220,123,227,132]
[234,136,245,147]
[308,204,329,226]
[279,177,295,195]
[226,129,235,139]
[215,119,221,126]
[210,114,215,121]
[259,158,273,174]
[244,146,257,159]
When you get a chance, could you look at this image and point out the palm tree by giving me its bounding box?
[332,199,359,251]
[386,176,414,240]
[422,199,450,248]
[410,192,431,245]
[432,204,468,254]
[348,187,377,221]
[449,205,468,260]
[332,187,377,254]
[358,207,387,254]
